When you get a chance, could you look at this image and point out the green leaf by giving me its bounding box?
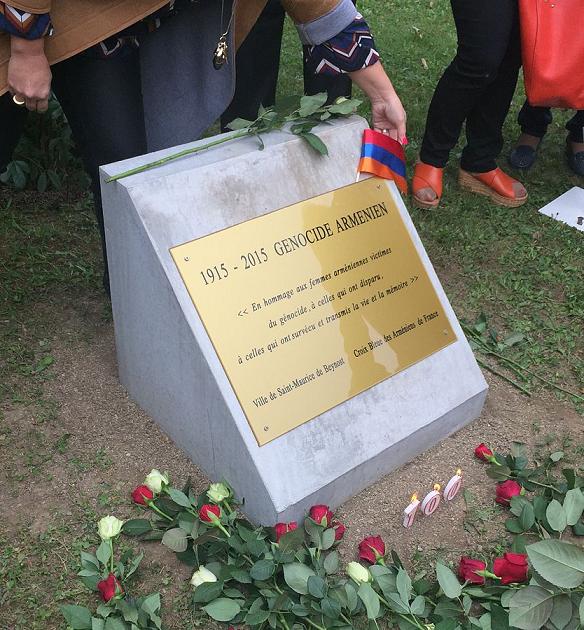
[410,595,425,615]
[308,575,327,599]
[250,559,275,581]
[384,592,411,614]
[283,563,316,595]
[162,528,188,553]
[81,552,100,569]
[573,521,584,536]
[550,451,564,462]
[192,581,223,604]
[490,604,510,630]
[580,594,584,626]
[563,489,584,526]
[549,594,572,630]
[230,569,252,584]
[510,495,531,517]
[505,518,524,534]
[116,600,138,624]
[96,541,111,566]
[300,132,328,156]
[324,551,339,575]
[546,500,568,532]
[396,567,412,605]
[202,598,241,622]
[508,586,554,629]
[140,593,161,616]
[527,540,584,588]
[321,596,341,619]
[436,562,462,599]
[357,582,380,619]
[104,618,128,630]
[125,552,143,580]
[278,526,304,552]
[165,488,193,508]
[92,619,105,630]
[298,92,328,117]
[61,605,93,629]
[345,582,359,612]
[246,609,270,626]
[122,519,153,537]
[226,118,254,131]
[327,98,358,115]
[519,503,536,531]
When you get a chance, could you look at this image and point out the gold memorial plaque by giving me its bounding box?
[171,178,456,445]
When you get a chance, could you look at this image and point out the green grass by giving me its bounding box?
[0,2,582,627]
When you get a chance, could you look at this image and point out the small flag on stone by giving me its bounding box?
[358,129,407,194]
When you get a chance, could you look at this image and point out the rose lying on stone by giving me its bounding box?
[474,443,494,462]
[496,480,522,506]
[274,521,297,542]
[309,505,334,527]
[493,553,528,585]
[358,536,386,565]
[97,573,123,602]
[458,557,486,585]
[131,484,154,506]
[333,522,346,541]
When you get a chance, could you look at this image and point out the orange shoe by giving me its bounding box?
[412,162,444,209]
[458,167,528,207]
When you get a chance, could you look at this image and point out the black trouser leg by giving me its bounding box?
[517,100,552,138]
[221,0,285,128]
[566,111,584,143]
[420,0,520,171]
[0,92,28,174]
[50,49,147,293]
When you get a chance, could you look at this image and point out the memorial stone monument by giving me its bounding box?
[100,117,488,525]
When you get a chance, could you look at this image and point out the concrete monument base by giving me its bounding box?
[100,117,487,524]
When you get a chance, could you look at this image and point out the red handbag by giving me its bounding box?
[519,0,584,109]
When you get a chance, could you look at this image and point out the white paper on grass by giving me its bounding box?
[539,186,584,232]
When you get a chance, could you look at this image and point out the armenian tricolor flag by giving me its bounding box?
[358,129,407,194]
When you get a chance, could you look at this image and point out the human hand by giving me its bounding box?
[349,62,407,144]
[371,91,407,143]
[8,36,52,112]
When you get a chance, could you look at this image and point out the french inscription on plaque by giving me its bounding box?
[170,178,456,445]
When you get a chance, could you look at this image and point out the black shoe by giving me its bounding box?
[509,144,538,170]
[566,139,584,176]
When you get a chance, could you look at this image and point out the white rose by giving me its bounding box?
[144,469,169,494]
[98,515,124,541]
[190,565,218,588]
[207,482,231,504]
[346,561,371,584]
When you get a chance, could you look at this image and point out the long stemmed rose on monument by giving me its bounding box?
[359,535,386,565]
[106,93,362,182]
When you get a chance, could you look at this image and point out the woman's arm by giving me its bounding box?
[1,2,52,111]
[349,63,406,143]
[288,1,407,142]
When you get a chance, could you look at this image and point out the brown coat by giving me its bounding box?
[0,0,340,95]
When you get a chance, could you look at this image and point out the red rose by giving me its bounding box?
[199,504,221,522]
[496,480,522,506]
[493,553,529,585]
[274,521,297,542]
[97,573,123,602]
[458,557,486,585]
[309,505,334,527]
[333,522,346,541]
[358,536,386,564]
[131,484,154,506]
[474,443,494,462]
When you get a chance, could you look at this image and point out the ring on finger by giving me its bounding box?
[12,94,25,106]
